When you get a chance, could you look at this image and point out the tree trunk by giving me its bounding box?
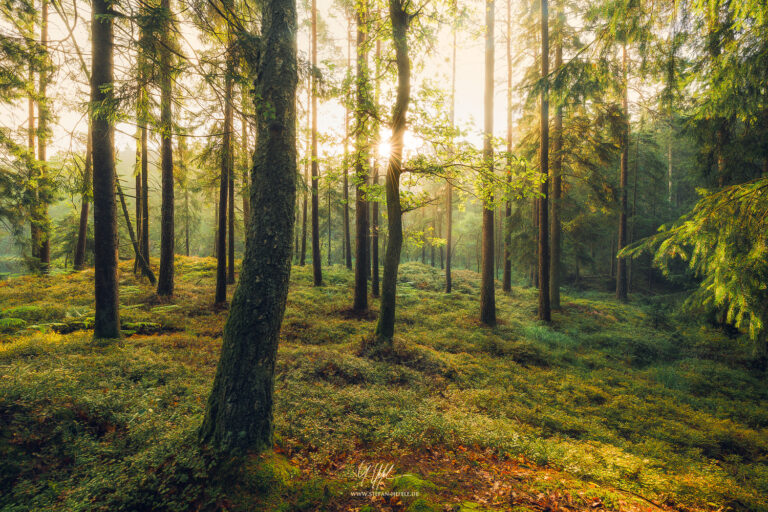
[538,0,551,322]
[300,52,309,266]
[344,18,353,270]
[117,174,156,284]
[242,110,250,231]
[327,179,332,264]
[549,10,562,309]
[91,0,120,338]
[228,127,236,284]
[28,68,37,265]
[502,0,512,293]
[480,0,496,326]
[375,0,410,343]
[36,0,50,273]
[74,124,92,270]
[140,104,149,264]
[156,0,175,297]
[445,7,456,294]
[371,39,381,298]
[615,43,629,302]
[134,140,142,274]
[199,0,297,454]
[216,46,234,303]
[311,0,323,286]
[353,3,370,313]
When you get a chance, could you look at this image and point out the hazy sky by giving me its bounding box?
[2,0,538,163]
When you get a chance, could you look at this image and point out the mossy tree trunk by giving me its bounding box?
[199,0,297,453]
[374,0,410,343]
[91,0,120,339]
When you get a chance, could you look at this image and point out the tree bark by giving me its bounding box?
[353,3,370,313]
[549,8,562,309]
[140,103,149,264]
[375,0,410,343]
[344,18,353,270]
[36,0,50,273]
[156,0,175,297]
[311,0,323,286]
[300,48,309,266]
[502,0,512,293]
[480,0,496,326]
[371,38,381,298]
[615,43,629,302]
[216,45,234,303]
[74,124,92,270]
[199,0,297,453]
[228,124,236,284]
[91,0,120,338]
[538,0,551,321]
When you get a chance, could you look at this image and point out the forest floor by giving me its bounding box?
[1,257,767,512]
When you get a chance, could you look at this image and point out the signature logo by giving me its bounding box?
[353,462,395,491]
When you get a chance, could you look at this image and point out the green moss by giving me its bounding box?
[391,473,439,493]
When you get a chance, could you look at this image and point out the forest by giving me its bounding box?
[1,0,767,509]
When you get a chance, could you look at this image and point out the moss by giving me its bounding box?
[406,498,442,512]
[391,473,439,493]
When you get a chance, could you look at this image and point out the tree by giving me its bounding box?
[310,0,323,286]
[216,42,234,304]
[352,0,370,314]
[91,0,120,339]
[548,1,563,308]
[479,0,496,326]
[199,0,298,452]
[34,0,50,273]
[374,0,410,343]
[156,0,175,297]
[445,2,456,294]
[615,43,629,301]
[343,17,353,270]
[538,0,551,321]
[502,0,512,293]
[371,38,381,298]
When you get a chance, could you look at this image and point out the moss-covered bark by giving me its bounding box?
[199,0,297,454]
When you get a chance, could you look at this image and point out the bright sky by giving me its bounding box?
[1,0,536,163]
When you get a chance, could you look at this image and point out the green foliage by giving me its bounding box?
[625,178,768,354]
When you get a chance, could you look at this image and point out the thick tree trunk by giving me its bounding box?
[502,0,512,293]
[74,125,92,270]
[216,49,234,303]
[538,0,551,321]
[615,44,629,302]
[156,0,175,297]
[91,0,120,339]
[353,4,370,313]
[198,0,297,453]
[480,0,496,326]
[375,0,410,343]
[549,15,562,309]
